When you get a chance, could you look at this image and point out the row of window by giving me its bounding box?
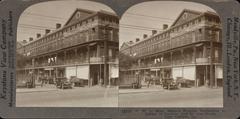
[130,15,220,52]
[23,14,119,53]
[131,48,222,68]
[25,27,118,56]
[128,27,220,57]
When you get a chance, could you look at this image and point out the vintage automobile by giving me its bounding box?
[162,78,178,90]
[132,79,142,89]
[70,76,85,87]
[55,77,73,89]
[176,77,194,88]
[16,80,28,88]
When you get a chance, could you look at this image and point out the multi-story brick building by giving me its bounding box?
[17,8,119,87]
[120,9,222,87]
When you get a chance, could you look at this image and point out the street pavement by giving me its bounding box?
[17,84,57,93]
[119,85,162,94]
[119,87,223,107]
[16,85,118,107]
[17,85,223,107]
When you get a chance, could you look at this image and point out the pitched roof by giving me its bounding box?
[120,41,134,50]
[21,8,117,47]
[171,9,202,27]
[64,8,96,26]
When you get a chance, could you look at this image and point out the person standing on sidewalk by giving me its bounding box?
[147,74,152,88]
[40,76,45,87]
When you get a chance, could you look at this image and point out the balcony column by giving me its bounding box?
[42,56,45,66]
[203,45,207,58]
[45,56,47,65]
[203,27,206,40]
[210,40,214,88]
[64,51,67,64]
[193,47,196,64]
[38,57,41,66]
[53,54,56,65]
[181,49,184,65]
[56,53,59,65]
[32,58,35,67]
[55,68,58,83]
[46,56,49,65]
[87,46,90,63]
[205,65,208,87]
[171,52,173,66]
[193,47,198,87]
[87,46,91,87]
[34,57,37,67]
[104,34,109,87]
[37,68,39,82]
[97,44,101,57]
[74,48,77,64]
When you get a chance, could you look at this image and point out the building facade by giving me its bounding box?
[17,8,119,87]
[120,9,222,87]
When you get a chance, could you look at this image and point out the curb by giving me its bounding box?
[16,89,58,93]
[119,89,163,94]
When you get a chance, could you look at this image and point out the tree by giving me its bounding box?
[119,52,136,70]
[16,53,30,68]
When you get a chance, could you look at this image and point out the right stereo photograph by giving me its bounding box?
[119,1,223,107]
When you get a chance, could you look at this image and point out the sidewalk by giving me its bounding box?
[16,84,58,93]
[119,85,163,94]
[16,84,118,93]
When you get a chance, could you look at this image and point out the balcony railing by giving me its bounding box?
[23,57,119,69]
[90,57,103,63]
[128,57,223,69]
[196,58,209,64]
[31,34,100,56]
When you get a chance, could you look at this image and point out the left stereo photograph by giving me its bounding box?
[16,0,119,107]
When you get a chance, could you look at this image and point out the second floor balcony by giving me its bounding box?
[23,57,118,69]
[128,57,221,70]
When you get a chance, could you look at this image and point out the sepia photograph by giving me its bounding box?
[119,1,223,107]
[16,0,119,107]
[0,0,240,118]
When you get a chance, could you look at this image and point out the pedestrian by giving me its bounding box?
[40,76,44,87]
[147,74,152,88]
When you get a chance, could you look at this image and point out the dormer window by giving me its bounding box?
[92,28,96,32]
[76,12,81,19]
[198,18,201,22]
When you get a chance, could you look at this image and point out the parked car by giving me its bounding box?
[16,80,27,88]
[162,78,178,90]
[132,82,142,89]
[132,76,142,89]
[176,77,194,88]
[56,77,72,89]
[70,76,85,87]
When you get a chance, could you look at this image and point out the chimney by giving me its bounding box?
[163,24,168,30]
[56,23,61,29]
[136,38,140,42]
[36,33,41,38]
[45,29,51,34]
[143,34,148,39]
[29,37,33,42]
[152,30,157,35]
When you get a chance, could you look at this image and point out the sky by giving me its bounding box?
[17,0,216,47]
[17,0,115,42]
[119,1,216,46]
